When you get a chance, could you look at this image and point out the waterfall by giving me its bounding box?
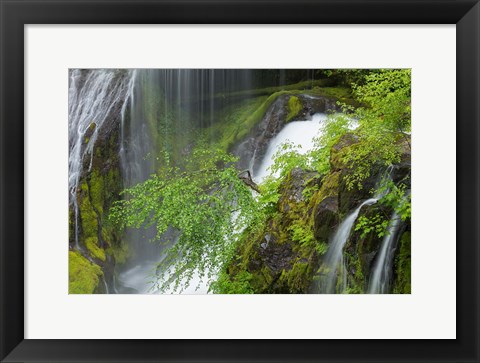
[367,212,402,294]
[68,69,132,250]
[318,198,377,294]
[253,113,327,182]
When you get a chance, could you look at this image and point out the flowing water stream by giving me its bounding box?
[367,212,402,294]
[253,113,327,182]
[318,198,378,293]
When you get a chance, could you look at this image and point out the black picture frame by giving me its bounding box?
[1,1,479,362]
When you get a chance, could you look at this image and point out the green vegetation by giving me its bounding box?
[210,270,255,294]
[69,251,103,294]
[110,143,263,292]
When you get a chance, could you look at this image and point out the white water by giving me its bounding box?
[368,212,402,294]
[254,113,327,182]
[319,198,377,294]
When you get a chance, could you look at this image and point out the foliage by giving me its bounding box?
[355,178,411,239]
[322,69,379,87]
[310,114,353,174]
[109,143,262,292]
[288,220,315,248]
[315,241,328,256]
[257,142,309,216]
[377,180,411,221]
[210,270,254,294]
[294,70,411,190]
[342,69,411,189]
[355,214,390,239]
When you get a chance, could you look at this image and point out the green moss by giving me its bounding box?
[286,96,302,122]
[69,207,75,245]
[277,261,311,293]
[250,266,275,292]
[204,84,355,154]
[309,172,340,211]
[288,219,315,248]
[88,170,105,215]
[207,89,314,152]
[106,241,130,265]
[207,96,267,152]
[207,90,294,152]
[308,87,356,106]
[343,249,365,294]
[85,236,106,262]
[221,169,322,293]
[79,181,98,239]
[213,79,332,100]
[393,231,411,293]
[69,251,103,294]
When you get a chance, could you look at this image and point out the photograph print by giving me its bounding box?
[68,69,411,294]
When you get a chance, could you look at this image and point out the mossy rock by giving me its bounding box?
[275,261,312,293]
[106,240,130,265]
[69,251,103,294]
[313,196,339,242]
[330,133,359,171]
[79,181,99,240]
[278,168,320,213]
[308,171,340,210]
[223,168,322,294]
[286,95,303,122]
[85,236,106,262]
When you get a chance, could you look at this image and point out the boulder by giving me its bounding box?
[278,168,320,213]
[313,196,339,241]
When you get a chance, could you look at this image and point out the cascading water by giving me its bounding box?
[318,198,378,294]
[68,69,132,250]
[253,113,328,182]
[367,212,402,294]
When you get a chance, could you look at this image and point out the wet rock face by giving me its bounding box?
[330,133,359,171]
[338,167,381,214]
[294,94,339,121]
[234,95,288,172]
[278,168,320,213]
[258,234,294,273]
[313,196,339,242]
